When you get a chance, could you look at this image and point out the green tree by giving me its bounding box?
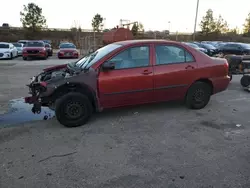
[229,27,239,34]
[199,9,216,35]
[243,13,250,35]
[91,14,103,32]
[131,22,144,36]
[131,23,139,36]
[20,3,47,32]
[214,15,229,33]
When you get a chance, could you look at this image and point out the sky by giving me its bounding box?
[0,0,249,32]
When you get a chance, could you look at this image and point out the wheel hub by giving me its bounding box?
[193,89,205,103]
[65,101,84,119]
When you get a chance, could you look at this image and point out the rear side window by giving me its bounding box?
[155,45,194,65]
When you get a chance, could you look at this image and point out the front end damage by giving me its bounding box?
[24,64,71,114]
[24,63,100,114]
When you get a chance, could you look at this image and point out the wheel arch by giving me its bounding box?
[187,78,214,95]
[50,82,99,111]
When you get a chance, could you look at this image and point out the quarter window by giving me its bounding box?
[155,45,194,65]
[108,46,150,70]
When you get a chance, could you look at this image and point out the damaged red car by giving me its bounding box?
[57,42,79,59]
[25,40,230,127]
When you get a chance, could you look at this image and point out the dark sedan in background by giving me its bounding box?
[57,42,79,59]
[183,42,208,55]
[194,42,218,56]
[217,42,250,56]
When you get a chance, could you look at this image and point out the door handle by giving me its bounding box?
[185,65,194,69]
[141,70,152,75]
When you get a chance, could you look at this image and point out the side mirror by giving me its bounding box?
[102,61,115,71]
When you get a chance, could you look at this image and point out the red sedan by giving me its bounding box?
[57,42,79,59]
[22,41,48,60]
[25,40,230,127]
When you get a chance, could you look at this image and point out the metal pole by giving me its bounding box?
[193,0,200,41]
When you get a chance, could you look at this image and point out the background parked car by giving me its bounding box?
[57,42,79,59]
[22,41,48,60]
[218,42,250,56]
[183,42,208,54]
[0,42,18,59]
[12,42,24,56]
[45,43,53,56]
[194,42,218,56]
[17,40,29,45]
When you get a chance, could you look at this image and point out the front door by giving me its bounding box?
[98,45,154,108]
[153,44,198,102]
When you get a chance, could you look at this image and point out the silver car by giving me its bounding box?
[12,42,24,56]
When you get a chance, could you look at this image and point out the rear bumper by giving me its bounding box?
[212,76,230,94]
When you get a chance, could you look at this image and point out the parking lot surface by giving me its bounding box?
[0,58,250,188]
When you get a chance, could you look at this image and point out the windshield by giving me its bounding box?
[60,43,76,49]
[25,42,45,47]
[240,43,250,49]
[75,43,123,69]
[203,44,216,49]
[185,43,199,48]
[18,41,27,44]
[12,43,22,47]
[0,44,9,48]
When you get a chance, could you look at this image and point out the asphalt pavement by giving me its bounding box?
[0,58,250,188]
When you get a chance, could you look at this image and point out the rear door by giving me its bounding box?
[153,44,198,102]
[98,44,154,108]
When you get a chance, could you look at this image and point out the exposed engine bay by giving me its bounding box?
[25,63,80,113]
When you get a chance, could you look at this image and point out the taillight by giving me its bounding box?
[224,61,229,75]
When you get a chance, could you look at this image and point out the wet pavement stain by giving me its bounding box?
[0,98,55,126]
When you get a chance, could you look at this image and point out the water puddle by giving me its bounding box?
[0,98,55,126]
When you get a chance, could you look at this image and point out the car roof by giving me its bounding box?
[114,39,178,46]
[0,42,10,45]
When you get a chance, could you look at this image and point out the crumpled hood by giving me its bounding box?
[0,48,9,53]
[43,64,67,72]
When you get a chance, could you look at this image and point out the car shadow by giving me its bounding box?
[90,101,184,123]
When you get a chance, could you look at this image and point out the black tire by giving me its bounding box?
[23,57,27,60]
[240,75,250,87]
[185,81,212,109]
[230,74,232,81]
[55,92,93,127]
[9,53,13,60]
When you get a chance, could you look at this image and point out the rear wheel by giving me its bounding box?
[55,92,93,127]
[185,82,212,109]
[240,75,250,87]
[23,57,27,60]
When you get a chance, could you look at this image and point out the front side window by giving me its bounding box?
[155,45,194,65]
[108,46,150,70]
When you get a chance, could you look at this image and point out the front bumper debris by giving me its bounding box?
[25,76,47,114]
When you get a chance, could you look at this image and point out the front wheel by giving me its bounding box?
[55,92,93,127]
[185,82,212,109]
